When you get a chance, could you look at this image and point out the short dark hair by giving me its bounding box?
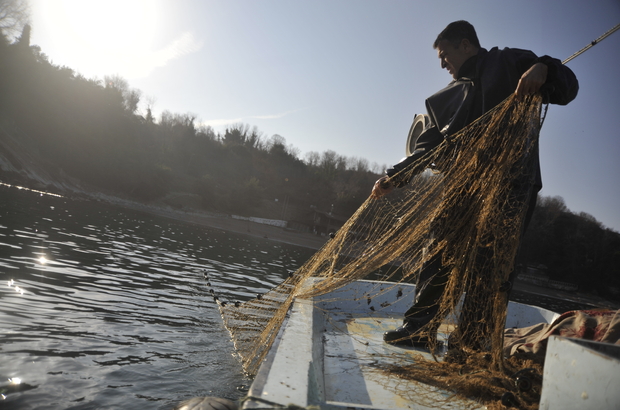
[433,20,481,49]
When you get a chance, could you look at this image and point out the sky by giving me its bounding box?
[29,0,620,231]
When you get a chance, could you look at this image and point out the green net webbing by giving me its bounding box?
[219,94,544,404]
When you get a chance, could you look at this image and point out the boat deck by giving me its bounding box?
[320,312,466,409]
[244,279,559,409]
[244,278,620,410]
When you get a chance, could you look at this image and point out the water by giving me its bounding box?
[0,186,315,409]
[0,185,596,409]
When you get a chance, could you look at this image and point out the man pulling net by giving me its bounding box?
[374,21,578,355]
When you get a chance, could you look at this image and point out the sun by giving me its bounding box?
[35,0,161,78]
[58,0,158,52]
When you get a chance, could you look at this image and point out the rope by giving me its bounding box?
[563,23,620,65]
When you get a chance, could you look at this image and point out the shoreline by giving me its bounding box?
[139,205,329,251]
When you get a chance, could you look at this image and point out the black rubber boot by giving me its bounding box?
[383,307,441,348]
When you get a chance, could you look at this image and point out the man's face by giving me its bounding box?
[436,39,475,80]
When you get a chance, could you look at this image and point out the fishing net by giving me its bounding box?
[218,94,545,406]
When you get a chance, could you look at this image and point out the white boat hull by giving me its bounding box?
[243,278,619,409]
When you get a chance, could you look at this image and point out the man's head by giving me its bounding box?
[433,21,480,79]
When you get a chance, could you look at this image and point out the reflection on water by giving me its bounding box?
[0,185,315,409]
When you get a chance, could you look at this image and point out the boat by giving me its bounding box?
[241,277,620,409]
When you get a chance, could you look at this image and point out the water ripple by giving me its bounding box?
[0,186,315,409]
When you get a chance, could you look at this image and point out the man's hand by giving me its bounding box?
[515,62,548,98]
[371,176,394,199]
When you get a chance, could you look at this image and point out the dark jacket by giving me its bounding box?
[387,47,579,188]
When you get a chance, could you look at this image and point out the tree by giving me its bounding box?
[318,150,347,180]
[222,123,250,146]
[304,151,320,168]
[104,74,142,114]
[348,156,369,173]
[267,134,287,155]
[221,123,266,149]
[143,96,156,123]
[0,0,29,40]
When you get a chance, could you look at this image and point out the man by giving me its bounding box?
[372,21,578,347]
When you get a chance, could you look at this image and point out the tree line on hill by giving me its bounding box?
[517,195,620,300]
[0,25,382,222]
[0,20,618,302]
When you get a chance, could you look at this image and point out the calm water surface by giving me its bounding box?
[0,186,315,409]
[0,185,595,410]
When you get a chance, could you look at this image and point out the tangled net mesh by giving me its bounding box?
[220,94,545,408]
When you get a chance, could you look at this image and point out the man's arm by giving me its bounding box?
[371,176,394,199]
[507,48,579,105]
[528,54,579,105]
[515,62,548,97]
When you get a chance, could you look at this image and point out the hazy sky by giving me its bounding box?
[29,0,620,231]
